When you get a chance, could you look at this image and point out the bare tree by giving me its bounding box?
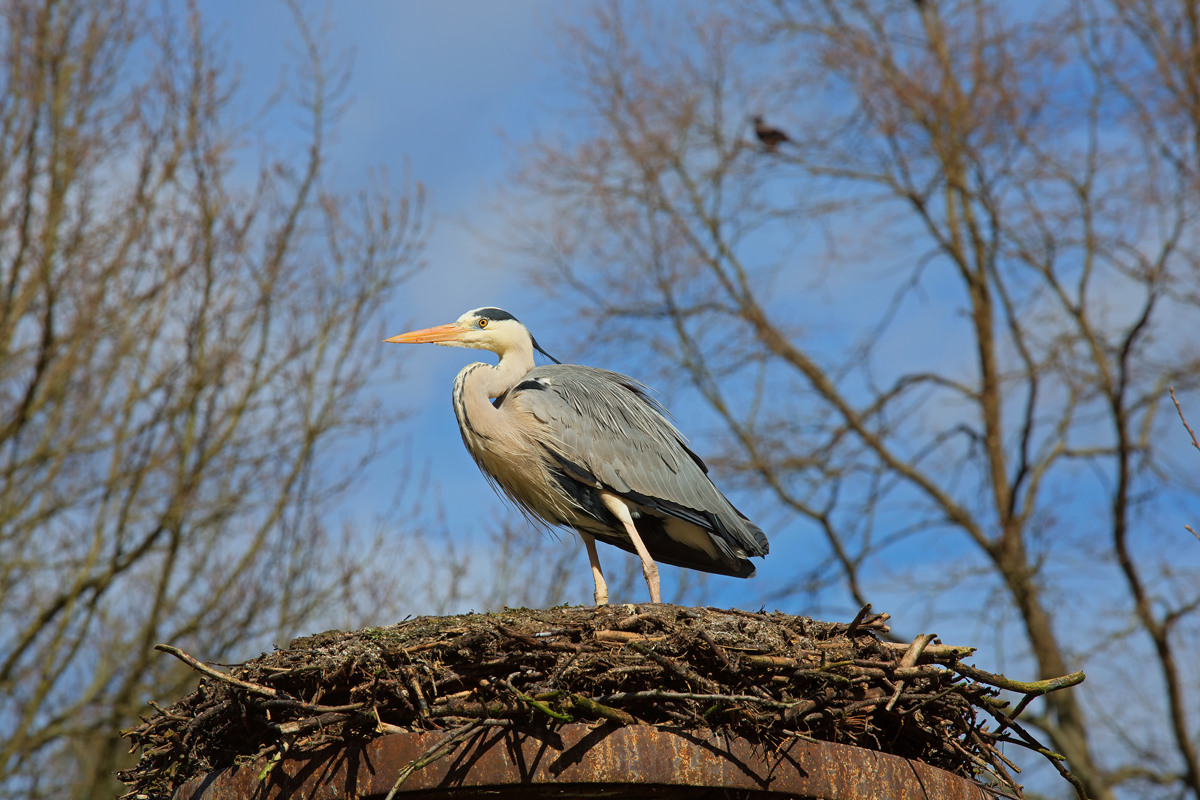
[512,1,1200,797]
[0,1,426,797]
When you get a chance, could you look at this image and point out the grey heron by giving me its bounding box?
[386,307,769,605]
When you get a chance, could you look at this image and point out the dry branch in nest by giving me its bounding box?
[118,605,1085,799]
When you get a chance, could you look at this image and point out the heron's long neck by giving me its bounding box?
[452,342,534,443]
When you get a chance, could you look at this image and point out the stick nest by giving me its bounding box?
[119,605,1083,799]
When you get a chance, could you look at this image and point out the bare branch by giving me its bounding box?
[1170,386,1200,453]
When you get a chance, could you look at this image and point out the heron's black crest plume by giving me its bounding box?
[532,337,561,364]
[475,307,518,322]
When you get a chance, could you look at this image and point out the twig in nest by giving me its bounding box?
[570,693,636,725]
[408,674,429,717]
[742,654,800,669]
[614,612,661,630]
[861,612,891,632]
[966,724,1020,779]
[498,678,574,722]
[497,625,539,647]
[374,707,406,735]
[718,607,770,622]
[696,629,731,671]
[885,634,935,711]
[594,630,664,644]
[628,641,720,692]
[657,704,698,724]
[597,689,795,710]
[947,736,994,774]
[155,644,277,697]
[256,698,366,714]
[953,663,1085,696]
[952,715,1017,791]
[845,603,872,638]
[397,641,452,657]
[879,641,975,659]
[272,711,356,736]
[147,701,187,721]
[546,648,582,689]
[979,705,1088,800]
[181,700,231,748]
[256,739,290,782]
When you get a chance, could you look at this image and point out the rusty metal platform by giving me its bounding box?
[172,723,996,799]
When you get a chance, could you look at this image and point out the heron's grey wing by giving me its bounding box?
[512,365,768,571]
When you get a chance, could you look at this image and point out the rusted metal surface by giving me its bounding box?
[173,723,995,800]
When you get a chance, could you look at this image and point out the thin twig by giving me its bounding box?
[147,700,188,721]
[980,705,1088,800]
[498,678,574,722]
[952,662,1085,695]
[886,634,935,711]
[256,698,366,714]
[256,739,289,782]
[629,641,720,692]
[1170,387,1200,452]
[570,693,637,725]
[155,644,277,697]
[845,603,872,638]
[374,707,406,735]
[596,689,795,710]
[696,629,732,671]
[964,719,1020,795]
[878,642,975,659]
[594,630,665,644]
[408,675,429,717]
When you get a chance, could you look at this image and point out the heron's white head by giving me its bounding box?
[386,307,558,362]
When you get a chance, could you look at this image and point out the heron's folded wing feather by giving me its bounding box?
[516,365,767,558]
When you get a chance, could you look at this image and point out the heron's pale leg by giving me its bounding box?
[581,533,609,606]
[600,491,661,604]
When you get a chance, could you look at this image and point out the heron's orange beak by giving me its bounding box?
[384,322,467,344]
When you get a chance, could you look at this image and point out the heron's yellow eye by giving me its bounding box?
[478,318,489,328]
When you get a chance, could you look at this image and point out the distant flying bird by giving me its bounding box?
[386,308,769,605]
[753,115,791,151]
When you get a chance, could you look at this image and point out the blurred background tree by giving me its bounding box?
[0,1,428,797]
[509,1,1200,798]
[5,0,1200,798]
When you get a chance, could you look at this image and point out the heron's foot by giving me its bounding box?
[594,587,609,606]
